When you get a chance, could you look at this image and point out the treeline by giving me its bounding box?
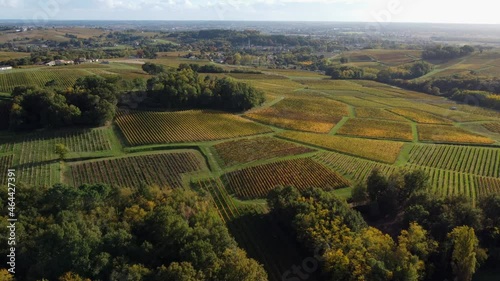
[377,61,433,81]
[388,75,500,110]
[9,76,119,130]
[326,61,433,81]
[269,169,500,281]
[178,63,262,74]
[143,65,265,112]
[422,45,475,60]
[0,184,267,281]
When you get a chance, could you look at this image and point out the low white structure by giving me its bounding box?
[0,65,13,71]
[55,60,74,66]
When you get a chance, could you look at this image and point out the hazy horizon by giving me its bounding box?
[0,0,499,25]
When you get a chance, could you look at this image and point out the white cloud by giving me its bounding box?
[95,0,369,11]
[0,0,21,8]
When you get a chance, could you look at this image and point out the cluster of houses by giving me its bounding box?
[45,58,100,67]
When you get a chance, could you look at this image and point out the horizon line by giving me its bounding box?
[1,19,500,26]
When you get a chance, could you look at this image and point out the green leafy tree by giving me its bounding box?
[448,226,485,281]
[367,169,388,202]
[155,262,203,281]
[351,182,369,203]
[395,223,437,281]
[142,62,165,75]
[55,143,70,160]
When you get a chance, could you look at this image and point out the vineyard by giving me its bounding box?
[315,152,398,183]
[213,137,314,167]
[2,128,114,186]
[294,79,364,91]
[0,155,13,185]
[406,164,478,201]
[337,118,414,141]
[389,108,453,124]
[475,176,500,198]
[363,97,488,122]
[344,49,422,66]
[483,122,500,134]
[71,151,206,188]
[16,162,60,187]
[406,144,500,177]
[15,129,112,164]
[0,69,88,92]
[0,51,28,61]
[332,96,386,107]
[418,124,495,144]
[315,151,499,202]
[0,139,14,154]
[278,131,404,163]
[242,78,304,96]
[222,158,349,199]
[355,107,408,121]
[245,97,349,133]
[116,110,273,145]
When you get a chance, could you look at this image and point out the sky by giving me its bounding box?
[0,0,499,24]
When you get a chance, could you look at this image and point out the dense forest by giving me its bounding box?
[0,185,267,281]
[143,64,265,112]
[8,76,119,130]
[268,170,500,281]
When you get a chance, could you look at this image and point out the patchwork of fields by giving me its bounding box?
[1,56,500,281]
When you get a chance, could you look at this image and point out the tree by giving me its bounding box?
[142,62,165,75]
[395,223,437,281]
[448,226,485,281]
[351,182,369,203]
[155,262,202,281]
[217,248,268,281]
[400,170,429,203]
[55,143,70,160]
[59,272,91,281]
[367,169,388,202]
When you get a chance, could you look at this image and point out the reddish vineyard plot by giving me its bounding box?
[483,122,500,134]
[222,158,349,199]
[0,155,13,185]
[475,176,500,199]
[116,110,273,145]
[213,137,315,167]
[71,151,206,189]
